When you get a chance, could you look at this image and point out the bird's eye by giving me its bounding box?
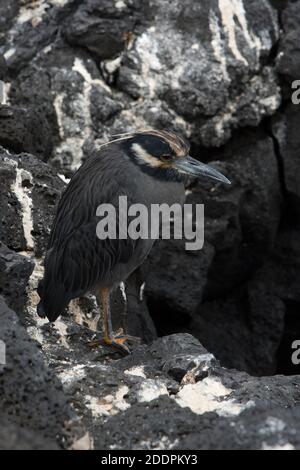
[161,154,174,163]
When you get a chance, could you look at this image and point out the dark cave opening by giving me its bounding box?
[146,297,192,338]
[147,294,300,377]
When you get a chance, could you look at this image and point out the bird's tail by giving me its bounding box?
[37,277,68,322]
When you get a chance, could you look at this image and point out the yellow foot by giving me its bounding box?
[88,334,141,355]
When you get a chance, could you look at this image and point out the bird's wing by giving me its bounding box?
[44,157,136,299]
[46,220,136,298]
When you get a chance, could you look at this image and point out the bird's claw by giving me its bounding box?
[88,333,141,355]
[115,329,142,345]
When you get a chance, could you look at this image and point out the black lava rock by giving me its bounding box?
[0,296,81,448]
[0,106,53,160]
[0,242,34,314]
[0,53,7,80]
[0,413,59,450]
[0,0,19,46]
[0,149,64,256]
[63,0,140,60]
[272,104,300,199]
[277,1,300,81]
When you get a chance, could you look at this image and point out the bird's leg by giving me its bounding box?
[89,288,133,354]
[115,286,141,346]
[101,287,114,342]
[116,282,128,339]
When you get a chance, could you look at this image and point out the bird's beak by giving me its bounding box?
[174,156,231,185]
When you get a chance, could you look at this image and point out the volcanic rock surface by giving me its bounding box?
[0,0,300,450]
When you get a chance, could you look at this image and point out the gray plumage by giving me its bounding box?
[37,129,229,354]
[37,134,185,321]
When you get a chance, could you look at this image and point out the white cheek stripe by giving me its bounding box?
[131,143,162,168]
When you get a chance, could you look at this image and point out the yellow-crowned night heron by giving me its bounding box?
[37,130,230,353]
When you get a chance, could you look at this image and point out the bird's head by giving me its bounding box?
[112,130,230,185]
